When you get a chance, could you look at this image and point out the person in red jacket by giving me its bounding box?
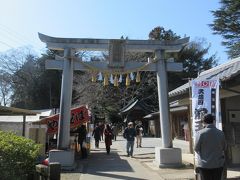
[104,124,113,154]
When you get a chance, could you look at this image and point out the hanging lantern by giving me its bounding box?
[126,73,130,86]
[136,71,141,83]
[114,75,119,87]
[103,74,109,86]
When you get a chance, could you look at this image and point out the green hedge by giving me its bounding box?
[0,131,41,180]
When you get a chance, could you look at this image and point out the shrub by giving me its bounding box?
[0,131,41,180]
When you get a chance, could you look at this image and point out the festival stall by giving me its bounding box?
[33,106,90,153]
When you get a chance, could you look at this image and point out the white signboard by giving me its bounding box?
[191,79,222,137]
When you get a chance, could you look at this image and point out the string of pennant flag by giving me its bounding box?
[91,71,141,86]
[78,60,154,87]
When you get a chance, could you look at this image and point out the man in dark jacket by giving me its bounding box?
[123,122,136,157]
[194,114,226,180]
[77,124,87,158]
[92,124,101,148]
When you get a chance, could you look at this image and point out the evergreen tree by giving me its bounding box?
[149,26,217,91]
[210,0,240,58]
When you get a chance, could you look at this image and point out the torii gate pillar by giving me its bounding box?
[156,50,172,148]
[47,48,75,170]
[57,48,73,149]
[155,50,182,168]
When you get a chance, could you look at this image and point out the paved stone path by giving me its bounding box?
[61,136,240,180]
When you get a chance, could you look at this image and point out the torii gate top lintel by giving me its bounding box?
[38,33,189,52]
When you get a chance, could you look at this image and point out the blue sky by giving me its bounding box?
[0,0,228,64]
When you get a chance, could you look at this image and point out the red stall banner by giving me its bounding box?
[35,106,89,134]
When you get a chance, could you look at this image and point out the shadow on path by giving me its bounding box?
[78,147,150,180]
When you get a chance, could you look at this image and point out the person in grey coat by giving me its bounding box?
[123,122,136,157]
[194,114,227,180]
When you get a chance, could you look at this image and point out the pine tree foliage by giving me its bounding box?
[210,0,240,58]
[149,27,217,91]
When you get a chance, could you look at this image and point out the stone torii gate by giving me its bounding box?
[39,33,189,168]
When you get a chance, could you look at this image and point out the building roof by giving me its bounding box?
[120,99,139,113]
[119,97,156,115]
[0,109,53,122]
[0,106,39,116]
[169,56,240,97]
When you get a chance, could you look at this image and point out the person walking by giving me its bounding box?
[111,124,118,141]
[92,124,101,148]
[99,123,105,141]
[183,119,190,141]
[135,122,143,148]
[194,114,227,180]
[104,124,113,154]
[123,122,136,157]
[77,124,87,158]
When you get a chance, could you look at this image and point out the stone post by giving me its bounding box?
[57,48,73,149]
[156,50,172,148]
[154,50,182,168]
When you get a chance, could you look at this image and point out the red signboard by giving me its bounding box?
[38,106,89,134]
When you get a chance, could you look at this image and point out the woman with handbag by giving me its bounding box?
[104,124,113,154]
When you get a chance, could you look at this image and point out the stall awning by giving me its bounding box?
[33,106,89,134]
[0,105,39,116]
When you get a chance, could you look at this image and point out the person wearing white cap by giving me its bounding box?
[123,122,136,157]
